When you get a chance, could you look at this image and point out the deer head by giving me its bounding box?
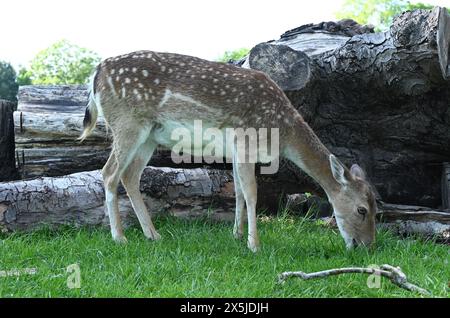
[329,155,377,248]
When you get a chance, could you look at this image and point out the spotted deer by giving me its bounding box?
[79,50,376,252]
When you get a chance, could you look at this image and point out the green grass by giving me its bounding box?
[0,215,449,298]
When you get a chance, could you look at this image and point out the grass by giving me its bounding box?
[0,214,449,298]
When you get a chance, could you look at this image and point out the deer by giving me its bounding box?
[79,50,377,252]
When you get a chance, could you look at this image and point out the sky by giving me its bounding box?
[0,0,449,69]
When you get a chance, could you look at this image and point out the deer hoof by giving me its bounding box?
[113,235,128,244]
[233,228,244,240]
[247,239,260,253]
[148,231,161,241]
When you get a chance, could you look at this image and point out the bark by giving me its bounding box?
[0,167,234,232]
[377,202,450,242]
[0,100,18,181]
[244,7,450,209]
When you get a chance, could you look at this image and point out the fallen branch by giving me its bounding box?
[278,264,430,296]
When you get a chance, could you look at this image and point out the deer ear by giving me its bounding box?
[350,164,366,180]
[329,154,348,186]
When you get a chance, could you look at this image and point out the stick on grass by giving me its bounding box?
[278,264,430,296]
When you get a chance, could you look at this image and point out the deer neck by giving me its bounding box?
[282,116,340,197]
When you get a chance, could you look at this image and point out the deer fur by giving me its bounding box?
[79,50,376,252]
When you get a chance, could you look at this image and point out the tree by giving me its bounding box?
[27,39,101,85]
[0,61,19,101]
[217,48,250,63]
[336,0,443,31]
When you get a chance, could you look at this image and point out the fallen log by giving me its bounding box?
[377,202,450,242]
[0,167,234,232]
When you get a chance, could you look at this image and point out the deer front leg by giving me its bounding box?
[234,161,259,253]
[232,161,246,240]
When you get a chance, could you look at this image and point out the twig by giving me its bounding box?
[278,264,430,296]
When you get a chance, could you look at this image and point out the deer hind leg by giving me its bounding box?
[103,127,150,244]
[121,136,160,240]
[234,159,259,253]
[232,160,247,240]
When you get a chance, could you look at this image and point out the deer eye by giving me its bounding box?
[357,207,368,216]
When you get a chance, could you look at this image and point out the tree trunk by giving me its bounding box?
[244,7,450,209]
[0,100,18,181]
[0,167,234,232]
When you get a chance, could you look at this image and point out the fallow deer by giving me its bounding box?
[79,50,376,252]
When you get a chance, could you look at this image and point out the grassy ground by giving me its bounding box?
[0,215,448,298]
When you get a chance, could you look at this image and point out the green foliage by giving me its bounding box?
[0,61,19,101]
[336,0,447,31]
[217,48,250,63]
[26,39,101,85]
[16,67,32,86]
[0,215,449,297]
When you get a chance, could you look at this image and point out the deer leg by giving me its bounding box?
[232,159,247,240]
[234,161,259,253]
[103,128,150,244]
[121,137,161,240]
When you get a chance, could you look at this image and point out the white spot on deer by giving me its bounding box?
[161,65,166,72]
[260,84,264,88]
[277,115,282,119]
[211,90,216,94]
[213,78,219,83]
[132,67,137,73]
[240,92,244,96]
[179,63,185,67]
[234,97,239,103]
[106,77,117,96]
[248,85,253,90]
[191,75,196,79]
[142,70,149,77]
[168,68,173,73]
[138,83,144,88]
[119,68,124,74]
[158,89,172,108]
[147,53,152,58]
[116,76,120,82]
[125,78,131,84]
[201,75,206,79]
[125,68,129,71]
[110,69,115,75]
[154,78,160,85]
[223,74,229,78]
[220,90,226,96]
